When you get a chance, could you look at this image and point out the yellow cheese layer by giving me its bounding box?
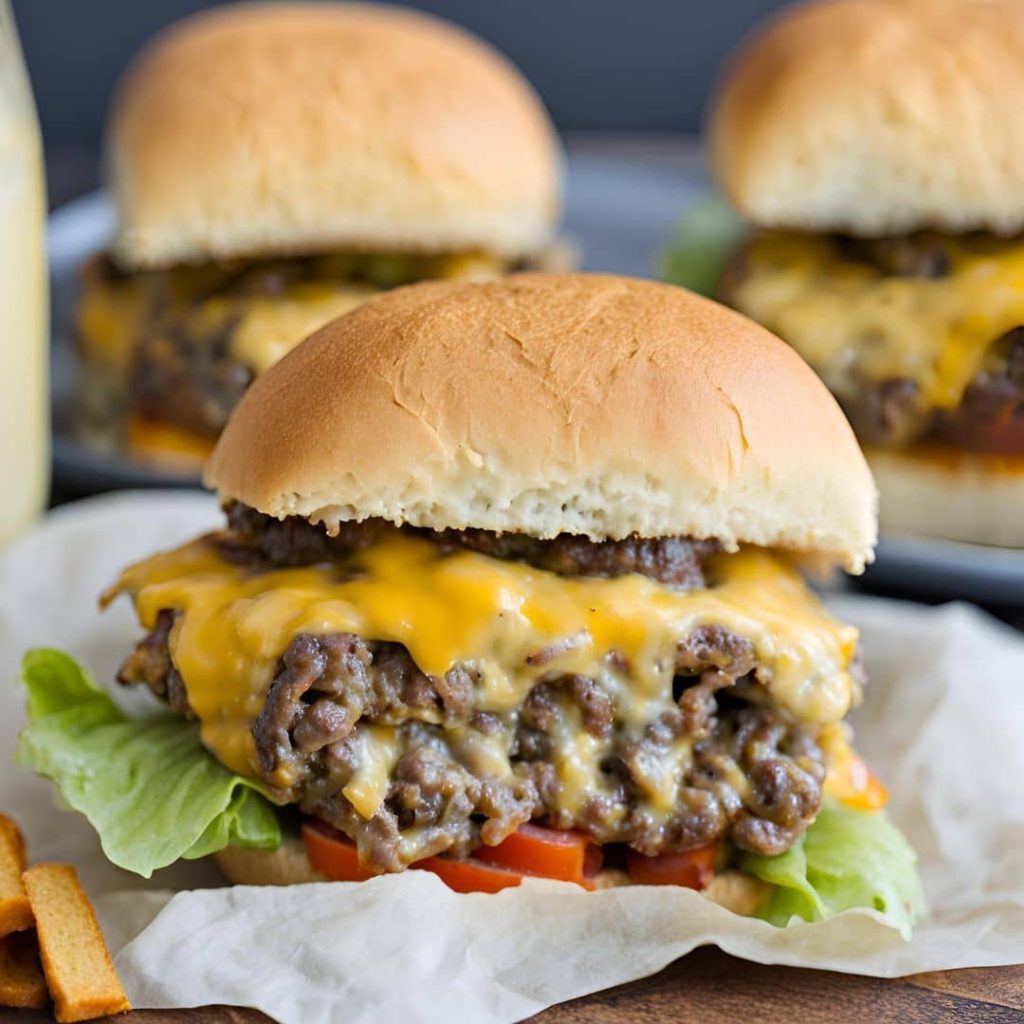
[76,272,146,375]
[109,534,861,806]
[732,231,1024,410]
[821,722,889,811]
[78,251,505,379]
[227,253,501,372]
[229,284,375,374]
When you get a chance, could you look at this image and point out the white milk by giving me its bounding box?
[0,3,47,546]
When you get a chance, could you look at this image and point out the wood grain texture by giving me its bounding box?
[7,950,1023,1023]
[908,964,1024,1011]
[530,949,1024,1023]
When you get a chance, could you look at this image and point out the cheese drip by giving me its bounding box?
[731,230,1024,410]
[108,534,861,784]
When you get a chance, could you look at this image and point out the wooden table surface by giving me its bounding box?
[13,948,1024,1023]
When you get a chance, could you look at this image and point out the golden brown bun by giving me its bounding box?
[109,2,560,268]
[710,0,1024,236]
[868,445,1024,546]
[214,839,767,912]
[204,273,877,571]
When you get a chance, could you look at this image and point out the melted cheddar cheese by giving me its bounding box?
[820,722,889,811]
[77,271,146,375]
[229,250,501,371]
[125,415,217,468]
[108,534,861,805]
[229,285,375,374]
[732,230,1024,410]
[78,251,505,378]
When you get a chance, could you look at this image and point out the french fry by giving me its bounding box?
[22,864,130,1023]
[0,931,48,1009]
[0,814,33,937]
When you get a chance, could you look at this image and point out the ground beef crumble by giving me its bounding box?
[120,616,825,870]
[721,233,1024,451]
[222,502,719,589]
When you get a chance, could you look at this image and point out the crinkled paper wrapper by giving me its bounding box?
[1,493,1022,1023]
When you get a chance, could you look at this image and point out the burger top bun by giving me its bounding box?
[711,0,1024,236]
[205,274,878,572]
[110,3,560,267]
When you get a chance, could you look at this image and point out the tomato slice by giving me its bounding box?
[413,856,523,894]
[303,820,376,882]
[626,845,717,889]
[303,819,601,893]
[475,824,598,889]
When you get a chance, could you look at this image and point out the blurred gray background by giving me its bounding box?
[12,0,786,203]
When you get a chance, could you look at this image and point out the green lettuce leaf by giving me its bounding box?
[17,648,281,878]
[739,803,926,938]
[659,197,748,297]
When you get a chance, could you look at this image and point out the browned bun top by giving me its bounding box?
[710,0,1024,235]
[109,2,560,268]
[204,273,877,571]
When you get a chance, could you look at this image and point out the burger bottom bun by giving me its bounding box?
[214,838,768,915]
[868,445,1024,548]
[215,836,326,886]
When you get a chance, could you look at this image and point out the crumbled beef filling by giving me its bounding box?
[119,619,825,871]
[956,326,1024,426]
[222,502,719,588]
[132,318,252,438]
[221,502,392,566]
[720,236,1024,451]
[115,609,191,716]
[846,377,928,448]
[847,327,1024,448]
[437,529,718,589]
[837,234,953,279]
[123,252,376,438]
[79,249,549,441]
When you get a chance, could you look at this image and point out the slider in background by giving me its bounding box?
[69,1,565,473]
[708,0,1024,551]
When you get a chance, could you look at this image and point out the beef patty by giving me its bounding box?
[121,620,824,871]
[845,326,1024,449]
[222,502,720,589]
[117,510,828,872]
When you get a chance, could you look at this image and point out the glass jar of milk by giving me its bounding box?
[0,2,47,545]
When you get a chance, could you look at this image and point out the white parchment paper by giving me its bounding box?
[1,492,1022,1023]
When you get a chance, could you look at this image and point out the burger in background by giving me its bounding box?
[22,275,924,935]
[75,1,564,470]
[710,0,1024,548]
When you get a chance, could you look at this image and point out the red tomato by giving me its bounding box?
[302,819,602,893]
[626,846,717,889]
[475,823,599,889]
[302,820,375,882]
[413,856,524,894]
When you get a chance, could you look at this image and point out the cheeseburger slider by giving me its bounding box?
[23,275,922,931]
[76,1,562,467]
[710,0,1024,547]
